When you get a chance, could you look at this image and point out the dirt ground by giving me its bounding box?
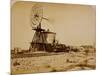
[11,48,96,75]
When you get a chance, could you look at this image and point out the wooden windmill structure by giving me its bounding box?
[29,4,56,52]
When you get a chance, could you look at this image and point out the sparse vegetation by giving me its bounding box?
[11,47,96,74]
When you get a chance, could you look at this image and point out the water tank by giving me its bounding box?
[46,32,56,44]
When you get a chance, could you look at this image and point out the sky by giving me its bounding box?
[11,1,96,49]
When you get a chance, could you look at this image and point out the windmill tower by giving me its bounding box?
[29,4,56,52]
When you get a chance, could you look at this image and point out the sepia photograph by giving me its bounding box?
[11,1,96,75]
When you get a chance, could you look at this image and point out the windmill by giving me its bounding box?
[29,4,56,52]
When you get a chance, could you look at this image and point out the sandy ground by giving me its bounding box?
[11,49,96,75]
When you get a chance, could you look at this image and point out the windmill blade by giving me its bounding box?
[42,16,55,24]
[42,17,49,20]
[31,4,43,28]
